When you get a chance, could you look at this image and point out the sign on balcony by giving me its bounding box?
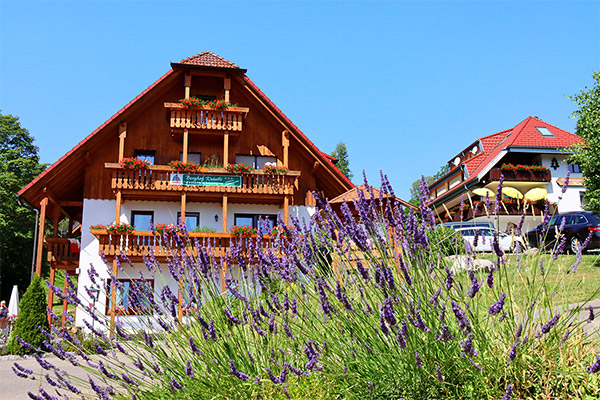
[170,174,242,187]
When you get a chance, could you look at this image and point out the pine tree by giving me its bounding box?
[7,275,49,354]
[331,142,353,181]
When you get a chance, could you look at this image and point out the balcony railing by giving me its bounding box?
[489,168,551,182]
[106,164,299,196]
[46,238,80,263]
[165,103,249,133]
[93,231,274,260]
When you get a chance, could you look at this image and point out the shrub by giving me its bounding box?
[7,275,49,355]
[428,225,466,256]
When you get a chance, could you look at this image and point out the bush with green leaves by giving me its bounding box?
[8,275,49,354]
[427,224,466,256]
[12,177,600,399]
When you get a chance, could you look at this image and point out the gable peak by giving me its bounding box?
[177,51,243,70]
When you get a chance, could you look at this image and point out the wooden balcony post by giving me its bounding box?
[184,72,191,100]
[284,196,289,225]
[115,191,122,223]
[118,123,127,161]
[110,258,118,337]
[53,207,61,237]
[47,266,55,327]
[182,129,189,163]
[223,133,229,168]
[282,130,289,168]
[222,195,228,233]
[224,77,231,103]
[221,260,227,294]
[181,193,186,223]
[35,195,48,277]
[178,278,184,326]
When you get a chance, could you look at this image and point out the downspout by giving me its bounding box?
[15,193,39,282]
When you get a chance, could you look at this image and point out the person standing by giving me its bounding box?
[0,301,8,343]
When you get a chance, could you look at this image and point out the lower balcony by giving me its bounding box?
[45,238,80,269]
[93,231,275,261]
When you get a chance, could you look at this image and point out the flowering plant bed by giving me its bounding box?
[230,225,257,239]
[153,223,180,236]
[120,157,151,170]
[179,98,235,110]
[263,164,289,175]
[500,163,549,173]
[89,224,107,231]
[107,222,135,235]
[226,163,253,174]
[169,160,200,173]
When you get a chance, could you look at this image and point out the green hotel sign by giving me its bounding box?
[170,173,242,187]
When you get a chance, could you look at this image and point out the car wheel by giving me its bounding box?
[569,236,581,254]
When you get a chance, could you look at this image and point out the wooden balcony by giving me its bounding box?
[489,168,551,182]
[93,231,274,261]
[106,164,299,201]
[165,103,249,134]
[45,238,79,269]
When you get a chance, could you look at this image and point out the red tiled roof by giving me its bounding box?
[329,184,417,210]
[429,116,582,204]
[178,51,241,69]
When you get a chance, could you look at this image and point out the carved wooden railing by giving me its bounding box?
[489,168,551,182]
[92,231,274,259]
[46,238,80,263]
[106,164,299,196]
[164,103,249,132]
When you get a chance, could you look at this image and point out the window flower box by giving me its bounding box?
[226,163,253,174]
[119,157,151,170]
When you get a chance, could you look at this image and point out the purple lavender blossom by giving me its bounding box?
[501,384,513,400]
[460,333,478,357]
[445,266,454,291]
[589,305,595,323]
[229,360,249,381]
[122,373,140,386]
[468,270,482,298]
[536,313,561,337]
[488,293,507,316]
[415,352,423,368]
[381,297,397,328]
[185,360,194,378]
[487,268,494,288]
[379,314,391,335]
[170,378,183,392]
[451,300,471,332]
[283,322,295,339]
[436,365,444,382]
[586,354,600,373]
[429,288,442,305]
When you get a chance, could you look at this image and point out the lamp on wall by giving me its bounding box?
[214,214,219,222]
[551,157,560,170]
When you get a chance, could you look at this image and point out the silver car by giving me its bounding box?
[455,227,523,253]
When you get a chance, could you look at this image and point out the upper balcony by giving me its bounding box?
[106,163,300,201]
[164,102,249,135]
[489,165,551,183]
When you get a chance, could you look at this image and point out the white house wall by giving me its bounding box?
[540,154,585,213]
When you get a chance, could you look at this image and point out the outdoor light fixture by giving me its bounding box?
[551,158,559,170]
[215,214,219,222]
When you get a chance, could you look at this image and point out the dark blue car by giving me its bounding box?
[526,211,600,254]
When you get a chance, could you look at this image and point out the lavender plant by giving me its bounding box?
[15,175,600,399]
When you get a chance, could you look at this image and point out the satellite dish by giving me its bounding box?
[471,146,478,155]
[453,157,461,166]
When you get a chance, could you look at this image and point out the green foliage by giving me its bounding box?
[410,164,449,203]
[569,72,600,214]
[0,112,47,299]
[331,141,353,181]
[7,275,49,354]
[192,226,216,233]
[427,225,466,255]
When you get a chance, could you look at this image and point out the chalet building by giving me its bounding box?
[17,51,353,329]
[428,116,584,232]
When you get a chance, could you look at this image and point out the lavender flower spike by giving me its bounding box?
[586,354,600,374]
[229,360,249,381]
[536,313,561,337]
[488,293,507,316]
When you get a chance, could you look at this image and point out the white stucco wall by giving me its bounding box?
[540,154,585,213]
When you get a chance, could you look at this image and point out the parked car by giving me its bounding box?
[438,221,496,230]
[526,211,600,254]
[455,227,523,253]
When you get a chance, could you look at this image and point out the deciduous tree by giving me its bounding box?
[331,142,353,181]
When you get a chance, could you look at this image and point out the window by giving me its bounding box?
[179,152,201,164]
[568,163,581,173]
[106,279,154,315]
[234,214,277,233]
[536,127,554,137]
[192,95,216,102]
[131,211,154,231]
[580,191,586,206]
[177,212,199,231]
[235,155,277,169]
[134,150,156,165]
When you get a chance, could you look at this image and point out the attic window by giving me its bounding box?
[536,127,554,137]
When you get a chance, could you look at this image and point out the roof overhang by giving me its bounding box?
[506,146,573,154]
[170,62,247,74]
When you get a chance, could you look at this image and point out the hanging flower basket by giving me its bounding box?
[120,157,151,170]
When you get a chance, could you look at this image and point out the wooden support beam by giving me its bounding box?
[184,73,191,100]
[110,258,118,337]
[182,129,189,163]
[282,130,289,168]
[221,260,227,294]
[115,191,122,223]
[60,201,84,208]
[311,161,321,174]
[178,279,184,326]
[118,123,127,161]
[180,193,186,223]
[47,266,55,327]
[222,195,228,233]
[35,196,48,277]
[224,77,231,103]
[62,274,68,328]
[284,196,289,225]
[53,207,61,237]
[223,133,229,167]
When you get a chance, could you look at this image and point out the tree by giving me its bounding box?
[409,164,450,205]
[0,112,46,299]
[331,142,353,181]
[569,72,600,214]
[7,275,49,354]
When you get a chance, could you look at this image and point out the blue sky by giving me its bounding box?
[1,1,598,200]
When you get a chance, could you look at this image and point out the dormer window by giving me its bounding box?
[536,127,554,137]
